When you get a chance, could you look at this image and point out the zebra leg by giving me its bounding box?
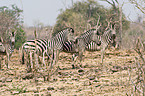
[72,53,78,69]
[101,45,106,64]
[26,52,31,72]
[21,48,25,64]
[6,53,9,69]
[78,52,83,68]
[72,54,75,69]
[42,51,46,67]
[34,52,39,70]
[50,50,54,69]
[30,51,33,69]
[56,50,60,69]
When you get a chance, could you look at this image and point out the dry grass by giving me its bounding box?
[0,49,140,96]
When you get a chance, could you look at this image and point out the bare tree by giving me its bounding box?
[129,0,145,14]
[101,0,123,49]
[128,37,145,95]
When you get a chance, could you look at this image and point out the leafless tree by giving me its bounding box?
[128,37,145,95]
[101,0,123,49]
[129,0,145,14]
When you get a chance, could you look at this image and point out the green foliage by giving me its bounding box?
[15,27,26,49]
[54,0,130,36]
[0,5,26,49]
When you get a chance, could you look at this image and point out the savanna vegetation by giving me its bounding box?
[0,0,145,95]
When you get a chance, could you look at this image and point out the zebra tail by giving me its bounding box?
[22,50,25,64]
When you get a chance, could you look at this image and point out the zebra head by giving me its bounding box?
[10,31,16,45]
[66,27,75,42]
[9,31,16,51]
[103,27,116,47]
[73,37,85,52]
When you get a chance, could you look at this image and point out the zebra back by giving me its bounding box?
[22,39,48,56]
[63,37,85,53]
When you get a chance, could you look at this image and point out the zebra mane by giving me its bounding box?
[80,29,96,36]
[52,27,74,38]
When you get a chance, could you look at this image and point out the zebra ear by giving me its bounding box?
[69,28,74,33]
[12,30,16,37]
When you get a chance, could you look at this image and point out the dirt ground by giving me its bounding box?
[0,49,139,96]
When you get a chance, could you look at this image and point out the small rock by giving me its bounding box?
[113,65,121,69]
[88,76,95,80]
[6,78,12,82]
[123,66,128,70]
[111,68,118,72]
[12,91,19,95]
[83,81,91,86]
[22,73,34,79]
[78,72,84,76]
[47,87,54,90]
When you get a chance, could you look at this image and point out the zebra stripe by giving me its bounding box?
[61,29,100,68]
[79,29,99,47]
[21,39,49,70]
[47,27,74,68]
[86,35,102,51]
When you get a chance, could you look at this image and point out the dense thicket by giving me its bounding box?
[53,0,130,36]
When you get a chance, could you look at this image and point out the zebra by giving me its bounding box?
[21,39,50,71]
[62,37,85,69]
[48,27,75,69]
[0,31,16,69]
[85,35,102,51]
[100,28,116,64]
[62,28,100,68]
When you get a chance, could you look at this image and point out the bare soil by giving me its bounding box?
[0,49,138,96]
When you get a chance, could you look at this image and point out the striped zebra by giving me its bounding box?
[48,27,75,69]
[62,28,100,68]
[0,31,16,69]
[86,35,102,51]
[21,39,49,71]
[100,28,116,64]
[62,37,85,69]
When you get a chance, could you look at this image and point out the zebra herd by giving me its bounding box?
[0,26,116,73]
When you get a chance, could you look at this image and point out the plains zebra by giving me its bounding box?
[62,28,100,68]
[21,39,49,71]
[62,37,85,69]
[48,27,75,69]
[100,28,116,64]
[0,31,16,69]
[85,35,102,51]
